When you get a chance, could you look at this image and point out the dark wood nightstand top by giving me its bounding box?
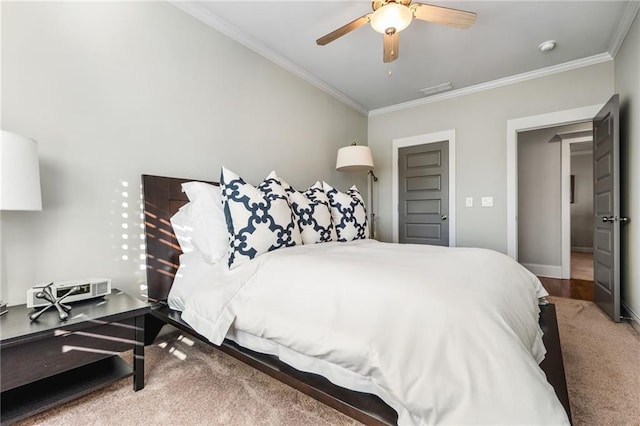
[0,289,149,347]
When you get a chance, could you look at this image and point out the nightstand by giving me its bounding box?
[0,289,149,424]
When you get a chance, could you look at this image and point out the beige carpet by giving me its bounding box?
[18,332,358,426]
[548,296,640,425]
[17,298,640,426]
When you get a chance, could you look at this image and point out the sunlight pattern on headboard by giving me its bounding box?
[141,174,217,302]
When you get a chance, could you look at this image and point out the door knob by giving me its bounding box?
[620,216,630,224]
[441,215,448,221]
[602,216,617,223]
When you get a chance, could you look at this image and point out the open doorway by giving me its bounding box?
[517,121,594,300]
[508,98,622,318]
[570,142,594,282]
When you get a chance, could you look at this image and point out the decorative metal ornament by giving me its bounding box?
[29,283,81,322]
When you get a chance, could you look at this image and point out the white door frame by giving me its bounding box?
[392,130,456,245]
[506,104,602,265]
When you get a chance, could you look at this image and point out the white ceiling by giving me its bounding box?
[172,1,639,114]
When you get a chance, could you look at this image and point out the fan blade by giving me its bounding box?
[316,14,372,46]
[383,30,399,63]
[411,3,477,29]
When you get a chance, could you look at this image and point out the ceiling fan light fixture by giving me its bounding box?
[370,3,413,34]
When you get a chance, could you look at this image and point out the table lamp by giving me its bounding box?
[1,130,43,307]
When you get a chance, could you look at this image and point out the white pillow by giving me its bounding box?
[179,181,228,264]
[170,206,196,254]
[273,174,337,244]
[167,250,212,311]
[221,167,302,268]
[323,182,369,242]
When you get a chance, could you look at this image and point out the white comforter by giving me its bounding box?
[177,240,569,425]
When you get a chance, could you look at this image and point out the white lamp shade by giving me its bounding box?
[336,145,375,172]
[370,3,413,34]
[1,130,42,210]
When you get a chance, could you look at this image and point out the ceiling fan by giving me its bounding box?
[316,0,477,63]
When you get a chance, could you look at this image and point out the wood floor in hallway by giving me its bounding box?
[571,251,593,281]
[539,251,594,301]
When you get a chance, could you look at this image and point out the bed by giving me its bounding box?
[141,174,571,425]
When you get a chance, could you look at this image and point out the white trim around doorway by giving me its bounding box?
[391,130,456,245]
[561,136,594,278]
[506,104,602,263]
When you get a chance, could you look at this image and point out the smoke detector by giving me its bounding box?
[539,40,556,52]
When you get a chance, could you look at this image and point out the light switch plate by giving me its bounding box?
[465,197,473,207]
[481,197,493,207]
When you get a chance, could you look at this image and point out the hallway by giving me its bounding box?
[571,251,593,281]
[539,252,594,301]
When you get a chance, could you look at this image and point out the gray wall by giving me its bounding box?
[368,62,614,252]
[0,2,367,305]
[570,152,594,250]
[517,122,591,270]
[614,10,640,326]
[517,127,562,268]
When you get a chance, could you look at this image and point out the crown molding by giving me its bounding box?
[169,1,369,116]
[368,53,613,117]
[171,1,629,119]
[609,1,640,58]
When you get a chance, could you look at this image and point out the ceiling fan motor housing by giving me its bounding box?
[372,0,412,11]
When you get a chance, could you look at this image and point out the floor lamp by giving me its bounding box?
[1,130,43,307]
[336,142,378,239]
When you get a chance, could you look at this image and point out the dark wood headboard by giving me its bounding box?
[141,174,217,302]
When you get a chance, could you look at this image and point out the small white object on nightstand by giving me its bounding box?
[26,278,112,308]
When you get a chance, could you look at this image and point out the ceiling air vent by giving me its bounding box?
[420,82,453,97]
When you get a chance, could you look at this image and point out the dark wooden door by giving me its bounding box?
[398,141,449,246]
[593,94,621,322]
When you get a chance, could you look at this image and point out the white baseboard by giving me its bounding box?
[521,263,563,279]
[622,301,640,335]
[571,247,594,253]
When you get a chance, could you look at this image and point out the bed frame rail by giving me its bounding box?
[150,304,397,425]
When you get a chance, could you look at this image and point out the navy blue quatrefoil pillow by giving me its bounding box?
[272,173,337,245]
[323,183,369,242]
[220,167,301,268]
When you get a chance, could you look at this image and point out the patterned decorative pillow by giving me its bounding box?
[220,167,301,268]
[272,174,337,244]
[323,183,369,242]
